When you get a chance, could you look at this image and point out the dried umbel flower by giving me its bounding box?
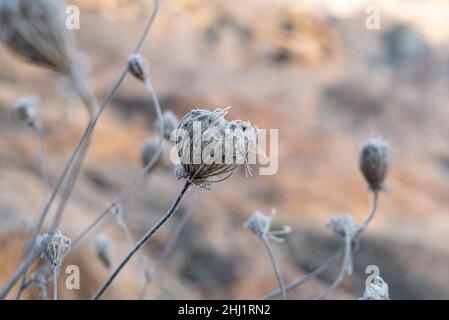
[244,209,291,242]
[360,276,390,300]
[0,0,75,74]
[41,230,71,268]
[326,214,361,238]
[359,137,390,192]
[127,53,149,81]
[175,107,257,188]
[12,95,40,128]
[140,137,172,171]
[155,110,179,141]
[244,211,273,239]
[94,233,114,269]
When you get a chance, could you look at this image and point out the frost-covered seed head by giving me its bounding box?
[13,95,40,128]
[359,137,390,192]
[0,0,75,73]
[127,54,148,81]
[42,230,71,268]
[155,110,179,141]
[94,233,114,269]
[175,107,257,188]
[360,276,390,300]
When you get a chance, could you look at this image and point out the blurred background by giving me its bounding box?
[1,0,449,299]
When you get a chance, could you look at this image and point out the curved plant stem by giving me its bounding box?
[138,190,197,299]
[92,181,191,300]
[261,237,286,300]
[262,246,343,300]
[314,191,379,300]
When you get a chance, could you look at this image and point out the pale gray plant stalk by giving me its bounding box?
[138,190,198,300]
[92,181,191,300]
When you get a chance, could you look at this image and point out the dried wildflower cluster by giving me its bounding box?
[0,0,74,74]
[175,107,257,188]
[12,95,41,129]
[359,137,390,192]
[41,230,71,268]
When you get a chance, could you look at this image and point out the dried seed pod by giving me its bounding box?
[41,230,71,268]
[0,0,75,74]
[127,53,148,81]
[155,110,179,141]
[140,137,171,172]
[359,276,390,300]
[175,107,257,188]
[359,137,390,192]
[94,233,114,269]
[12,95,40,128]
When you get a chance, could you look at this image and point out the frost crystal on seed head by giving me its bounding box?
[360,276,390,300]
[42,230,71,268]
[359,137,390,192]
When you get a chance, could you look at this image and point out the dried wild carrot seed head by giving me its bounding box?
[41,230,71,268]
[175,107,257,188]
[359,137,390,192]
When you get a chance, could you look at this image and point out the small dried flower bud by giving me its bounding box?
[127,53,149,81]
[359,137,390,192]
[140,138,172,172]
[13,95,40,128]
[326,214,360,238]
[175,107,257,188]
[360,276,390,300]
[41,230,71,268]
[94,233,114,269]
[244,211,273,239]
[0,0,75,73]
[155,110,179,140]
